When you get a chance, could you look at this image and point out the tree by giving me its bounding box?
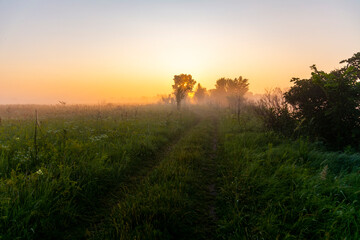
[210,78,229,106]
[284,52,360,149]
[194,83,207,103]
[227,76,249,96]
[215,78,228,93]
[172,74,196,110]
[227,76,249,120]
[226,76,249,103]
[210,76,249,119]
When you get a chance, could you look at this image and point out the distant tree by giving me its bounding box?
[160,94,174,104]
[172,74,196,110]
[226,76,249,102]
[215,78,228,93]
[194,83,208,103]
[210,78,229,106]
[284,52,360,149]
[227,76,249,120]
[211,76,249,118]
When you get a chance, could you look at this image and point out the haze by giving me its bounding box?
[1,0,359,104]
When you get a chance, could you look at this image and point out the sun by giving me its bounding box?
[187,92,195,99]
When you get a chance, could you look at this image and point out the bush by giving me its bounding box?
[284,52,360,149]
[254,88,295,136]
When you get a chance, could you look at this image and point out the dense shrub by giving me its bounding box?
[285,52,360,149]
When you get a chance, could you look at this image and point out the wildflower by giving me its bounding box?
[36,169,43,175]
[90,134,108,142]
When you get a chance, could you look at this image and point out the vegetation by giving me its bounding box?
[254,52,360,150]
[172,74,196,110]
[194,83,208,104]
[1,52,360,239]
[0,105,198,239]
[254,88,295,136]
[92,113,217,239]
[216,111,360,239]
[285,53,360,149]
[210,76,249,107]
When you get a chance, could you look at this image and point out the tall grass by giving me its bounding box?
[2,105,359,239]
[92,118,216,239]
[216,113,360,239]
[0,105,197,239]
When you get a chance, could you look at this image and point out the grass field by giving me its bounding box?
[216,111,360,239]
[0,104,359,239]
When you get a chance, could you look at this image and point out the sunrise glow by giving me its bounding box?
[0,0,359,104]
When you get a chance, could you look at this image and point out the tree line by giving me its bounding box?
[168,51,360,150]
[168,74,249,112]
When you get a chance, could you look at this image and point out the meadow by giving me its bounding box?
[0,104,359,239]
[0,104,198,239]
[216,109,360,239]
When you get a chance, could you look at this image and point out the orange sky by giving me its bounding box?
[1,0,359,104]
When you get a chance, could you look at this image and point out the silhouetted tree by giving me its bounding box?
[194,83,207,103]
[285,52,360,149]
[172,74,196,110]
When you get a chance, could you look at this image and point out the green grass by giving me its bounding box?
[1,105,360,239]
[91,116,217,240]
[216,112,360,239]
[0,105,198,239]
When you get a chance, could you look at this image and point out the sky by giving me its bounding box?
[0,0,359,104]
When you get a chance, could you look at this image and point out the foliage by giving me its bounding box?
[0,105,197,239]
[194,83,208,103]
[210,76,249,123]
[211,76,249,107]
[172,74,196,110]
[284,52,360,149]
[254,88,295,136]
[216,113,360,239]
[91,117,216,239]
[2,100,360,239]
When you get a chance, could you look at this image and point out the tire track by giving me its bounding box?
[203,117,219,239]
[68,119,201,239]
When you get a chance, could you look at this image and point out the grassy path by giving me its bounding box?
[89,116,219,239]
[207,118,219,224]
[64,118,200,239]
[199,116,219,239]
